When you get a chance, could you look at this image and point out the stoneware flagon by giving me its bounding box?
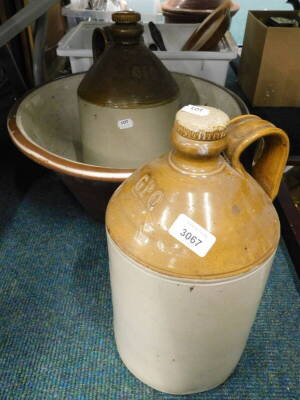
[77,10,180,169]
[106,106,289,394]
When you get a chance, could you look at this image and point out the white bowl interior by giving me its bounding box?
[16,73,246,168]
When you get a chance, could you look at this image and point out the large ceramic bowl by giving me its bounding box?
[8,72,248,220]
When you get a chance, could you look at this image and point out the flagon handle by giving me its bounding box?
[92,27,111,63]
[225,115,289,200]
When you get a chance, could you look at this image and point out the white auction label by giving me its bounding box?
[182,105,210,117]
[168,214,216,257]
[118,118,134,130]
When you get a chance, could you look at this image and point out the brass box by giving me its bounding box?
[239,11,300,107]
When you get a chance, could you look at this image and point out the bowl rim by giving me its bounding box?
[7,72,248,182]
[161,1,240,15]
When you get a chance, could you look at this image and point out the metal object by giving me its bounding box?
[32,12,48,86]
[149,43,158,51]
[149,21,166,51]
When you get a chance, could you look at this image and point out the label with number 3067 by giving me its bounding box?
[168,214,216,257]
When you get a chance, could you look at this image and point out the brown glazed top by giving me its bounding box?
[106,106,289,279]
[78,11,179,108]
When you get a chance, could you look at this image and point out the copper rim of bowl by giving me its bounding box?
[7,73,248,183]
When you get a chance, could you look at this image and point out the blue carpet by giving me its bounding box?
[0,173,299,399]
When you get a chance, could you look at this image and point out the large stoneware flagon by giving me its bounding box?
[106,106,289,394]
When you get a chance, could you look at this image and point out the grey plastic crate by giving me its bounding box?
[62,4,163,28]
[57,21,238,85]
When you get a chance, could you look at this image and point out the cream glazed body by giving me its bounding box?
[78,98,179,168]
[108,233,274,394]
[106,106,289,394]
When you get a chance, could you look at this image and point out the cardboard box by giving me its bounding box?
[239,11,300,107]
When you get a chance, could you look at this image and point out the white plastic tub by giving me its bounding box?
[57,22,238,85]
[62,4,164,28]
